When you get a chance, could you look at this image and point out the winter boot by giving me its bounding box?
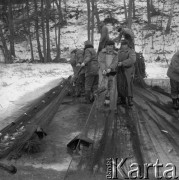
[128,96,133,107]
[172,98,178,110]
[85,91,91,104]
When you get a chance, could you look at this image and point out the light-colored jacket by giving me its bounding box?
[167,50,179,82]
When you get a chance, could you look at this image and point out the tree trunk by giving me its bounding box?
[124,0,128,22]
[41,0,47,63]
[55,0,62,60]
[46,0,51,62]
[91,0,95,45]
[7,0,15,57]
[0,26,12,63]
[26,0,34,62]
[147,0,151,25]
[133,0,136,19]
[127,0,133,28]
[34,0,43,62]
[165,0,175,34]
[86,0,91,41]
[94,0,100,33]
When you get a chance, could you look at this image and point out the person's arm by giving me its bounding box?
[76,50,84,64]
[83,49,92,65]
[122,50,136,67]
[109,53,118,70]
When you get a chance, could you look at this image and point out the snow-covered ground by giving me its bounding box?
[0,63,72,130]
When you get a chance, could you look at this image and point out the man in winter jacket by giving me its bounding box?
[117,40,136,106]
[167,50,179,110]
[98,21,109,54]
[81,41,99,103]
[70,49,85,96]
[113,26,135,49]
[98,40,118,110]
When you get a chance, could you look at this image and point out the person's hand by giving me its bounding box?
[76,63,81,67]
[106,69,111,73]
[102,70,106,75]
[81,62,85,67]
[118,62,122,66]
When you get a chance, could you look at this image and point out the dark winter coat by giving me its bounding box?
[83,45,99,77]
[69,49,84,75]
[98,25,109,53]
[167,50,179,83]
[117,47,136,97]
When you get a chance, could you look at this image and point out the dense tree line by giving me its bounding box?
[0,0,176,63]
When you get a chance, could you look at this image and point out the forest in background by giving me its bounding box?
[0,0,178,64]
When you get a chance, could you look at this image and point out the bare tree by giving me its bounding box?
[124,0,128,22]
[94,0,100,32]
[0,26,12,63]
[165,0,175,34]
[7,0,15,57]
[86,0,91,41]
[55,0,63,60]
[26,0,34,62]
[133,0,136,19]
[91,0,95,45]
[147,0,151,25]
[41,0,47,63]
[127,0,133,28]
[34,0,43,62]
[45,0,51,62]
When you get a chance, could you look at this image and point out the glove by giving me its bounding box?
[102,70,106,75]
[118,62,122,67]
[106,69,111,73]
[76,63,81,67]
[81,62,85,67]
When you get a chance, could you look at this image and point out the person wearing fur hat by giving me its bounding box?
[117,39,136,106]
[97,21,109,54]
[167,50,179,110]
[98,40,118,109]
[81,41,99,103]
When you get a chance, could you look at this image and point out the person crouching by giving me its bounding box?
[117,40,136,106]
[98,40,118,110]
[80,41,99,104]
[167,50,179,110]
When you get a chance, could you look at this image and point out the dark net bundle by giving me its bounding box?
[134,52,147,87]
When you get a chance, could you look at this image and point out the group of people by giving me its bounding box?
[70,20,179,111]
[70,21,136,110]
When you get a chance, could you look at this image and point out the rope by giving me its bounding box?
[63,75,106,180]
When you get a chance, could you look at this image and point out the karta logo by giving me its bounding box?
[106,158,178,179]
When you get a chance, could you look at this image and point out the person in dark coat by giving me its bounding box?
[167,50,179,110]
[81,41,99,103]
[117,40,136,106]
[70,49,85,96]
[113,26,135,49]
[98,21,109,54]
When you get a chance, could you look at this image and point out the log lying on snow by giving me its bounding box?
[0,77,72,159]
[65,85,179,180]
